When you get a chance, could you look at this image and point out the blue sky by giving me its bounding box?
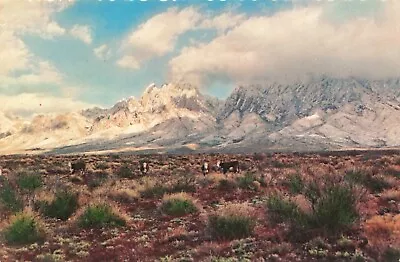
[19,0,290,107]
[0,0,395,116]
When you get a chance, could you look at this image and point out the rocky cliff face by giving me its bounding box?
[218,76,399,125]
[0,78,399,154]
[217,76,400,149]
[87,83,220,136]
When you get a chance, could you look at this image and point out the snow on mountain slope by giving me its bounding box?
[1,77,400,154]
[0,112,92,153]
[0,112,24,138]
[270,100,400,148]
[89,83,220,135]
[218,76,394,126]
[0,83,221,153]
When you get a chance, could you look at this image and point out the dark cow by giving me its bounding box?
[201,161,209,176]
[69,160,86,175]
[217,160,240,174]
[140,161,149,174]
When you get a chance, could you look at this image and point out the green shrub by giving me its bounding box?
[266,195,305,225]
[209,215,254,240]
[16,171,42,192]
[95,162,108,170]
[304,181,322,206]
[78,204,125,228]
[311,185,358,233]
[267,183,358,235]
[161,193,198,216]
[345,170,390,193]
[0,178,23,213]
[116,165,132,178]
[40,191,79,221]
[140,184,168,199]
[287,173,304,194]
[3,213,44,245]
[236,172,256,190]
[208,203,255,240]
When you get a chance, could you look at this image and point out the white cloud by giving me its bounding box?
[0,0,70,90]
[70,25,93,45]
[199,11,246,33]
[0,30,31,75]
[0,93,95,117]
[117,7,202,69]
[94,44,111,60]
[169,1,400,85]
[116,55,140,70]
[0,0,69,38]
[0,47,63,88]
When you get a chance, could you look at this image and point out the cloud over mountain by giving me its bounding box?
[117,7,202,70]
[169,1,400,85]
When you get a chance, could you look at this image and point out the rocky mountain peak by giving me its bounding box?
[218,76,400,127]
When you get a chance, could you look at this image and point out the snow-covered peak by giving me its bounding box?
[142,83,199,100]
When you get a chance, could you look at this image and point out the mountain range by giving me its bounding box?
[1,77,400,155]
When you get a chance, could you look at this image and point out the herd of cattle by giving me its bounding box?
[68,159,241,176]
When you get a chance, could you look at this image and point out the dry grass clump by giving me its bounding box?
[345,168,391,193]
[69,200,130,229]
[34,190,55,204]
[116,164,133,178]
[161,192,199,216]
[77,203,126,229]
[108,180,140,203]
[364,214,400,247]
[291,194,313,215]
[364,214,400,261]
[207,203,256,240]
[37,190,79,221]
[138,177,168,198]
[15,170,43,192]
[0,176,23,214]
[1,209,46,245]
[216,178,237,192]
[267,181,359,237]
[206,173,227,184]
[109,188,140,203]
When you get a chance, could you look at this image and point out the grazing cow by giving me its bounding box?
[69,160,86,175]
[217,160,240,174]
[140,161,149,174]
[201,161,209,176]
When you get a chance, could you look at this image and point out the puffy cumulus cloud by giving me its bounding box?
[117,55,140,70]
[0,93,96,118]
[117,7,202,69]
[198,11,246,33]
[169,1,400,86]
[94,44,111,60]
[70,25,93,45]
[0,0,70,38]
[0,0,72,88]
[0,61,63,88]
[0,30,31,75]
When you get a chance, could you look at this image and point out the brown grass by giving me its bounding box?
[363,214,400,251]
